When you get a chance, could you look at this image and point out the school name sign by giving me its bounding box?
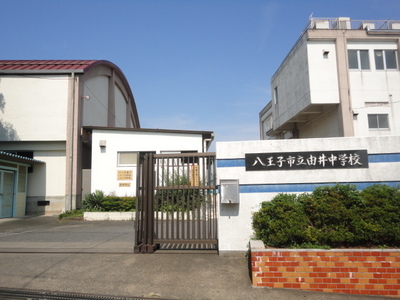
[245,150,368,171]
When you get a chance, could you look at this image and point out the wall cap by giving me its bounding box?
[250,240,400,252]
[250,240,265,250]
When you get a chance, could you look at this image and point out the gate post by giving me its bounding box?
[134,153,157,253]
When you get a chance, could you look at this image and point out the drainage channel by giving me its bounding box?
[0,288,169,300]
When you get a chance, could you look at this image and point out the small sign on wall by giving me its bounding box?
[119,182,131,187]
[117,170,133,180]
[246,150,368,171]
[190,165,199,186]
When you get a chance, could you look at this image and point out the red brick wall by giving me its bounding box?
[251,241,400,297]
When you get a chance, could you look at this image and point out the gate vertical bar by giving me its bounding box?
[202,155,207,241]
[154,157,158,241]
[145,153,156,253]
[141,153,150,252]
[134,153,144,253]
[134,152,157,253]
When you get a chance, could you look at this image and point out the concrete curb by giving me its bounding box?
[83,212,135,221]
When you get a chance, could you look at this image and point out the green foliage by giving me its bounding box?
[82,190,136,212]
[356,184,400,246]
[252,184,400,248]
[58,209,84,220]
[154,174,204,212]
[290,243,331,249]
[164,173,190,186]
[301,185,361,247]
[82,190,106,211]
[101,196,136,212]
[253,194,310,247]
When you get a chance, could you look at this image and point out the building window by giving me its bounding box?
[368,114,389,130]
[348,50,370,70]
[117,152,138,166]
[374,50,398,70]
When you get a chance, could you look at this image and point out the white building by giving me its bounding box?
[0,60,140,216]
[88,127,213,197]
[260,17,400,140]
[0,60,214,218]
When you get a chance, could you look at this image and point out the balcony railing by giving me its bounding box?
[306,17,400,31]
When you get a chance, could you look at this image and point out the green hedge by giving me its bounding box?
[252,184,400,248]
[101,196,136,212]
[82,190,136,212]
[154,174,204,212]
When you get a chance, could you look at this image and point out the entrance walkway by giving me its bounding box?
[0,216,134,253]
[0,216,386,300]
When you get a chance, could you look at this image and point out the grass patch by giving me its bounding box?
[58,209,84,220]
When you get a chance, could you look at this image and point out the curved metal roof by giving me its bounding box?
[0,60,104,73]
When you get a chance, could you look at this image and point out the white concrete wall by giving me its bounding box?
[29,150,66,196]
[91,129,205,197]
[299,108,340,138]
[348,41,400,137]
[308,41,340,104]
[216,136,400,252]
[26,149,66,214]
[0,76,69,141]
[271,38,311,129]
[15,165,28,217]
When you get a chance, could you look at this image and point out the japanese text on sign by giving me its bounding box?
[117,170,133,180]
[245,150,368,171]
[190,165,200,186]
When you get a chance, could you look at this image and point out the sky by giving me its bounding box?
[1,0,400,150]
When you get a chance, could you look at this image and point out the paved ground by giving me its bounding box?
[0,216,388,300]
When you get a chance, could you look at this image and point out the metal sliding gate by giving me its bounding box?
[134,152,217,253]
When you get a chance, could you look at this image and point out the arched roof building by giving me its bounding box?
[0,60,140,214]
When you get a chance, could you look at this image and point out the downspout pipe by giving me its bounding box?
[203,135,214,152]
[68,72,75,212]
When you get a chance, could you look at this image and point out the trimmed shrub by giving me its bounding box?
[101,196,136,212]
[253,194,310,247]
[301,185,361,247]
[356,184,400,246]
[82,190,136,212]
[253,184,400,248]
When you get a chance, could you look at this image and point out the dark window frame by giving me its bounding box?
[348,49,370,70]
[374,50,398,70]
[368,114,390,130]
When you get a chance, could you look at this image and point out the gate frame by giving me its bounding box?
[134,152,217,253]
